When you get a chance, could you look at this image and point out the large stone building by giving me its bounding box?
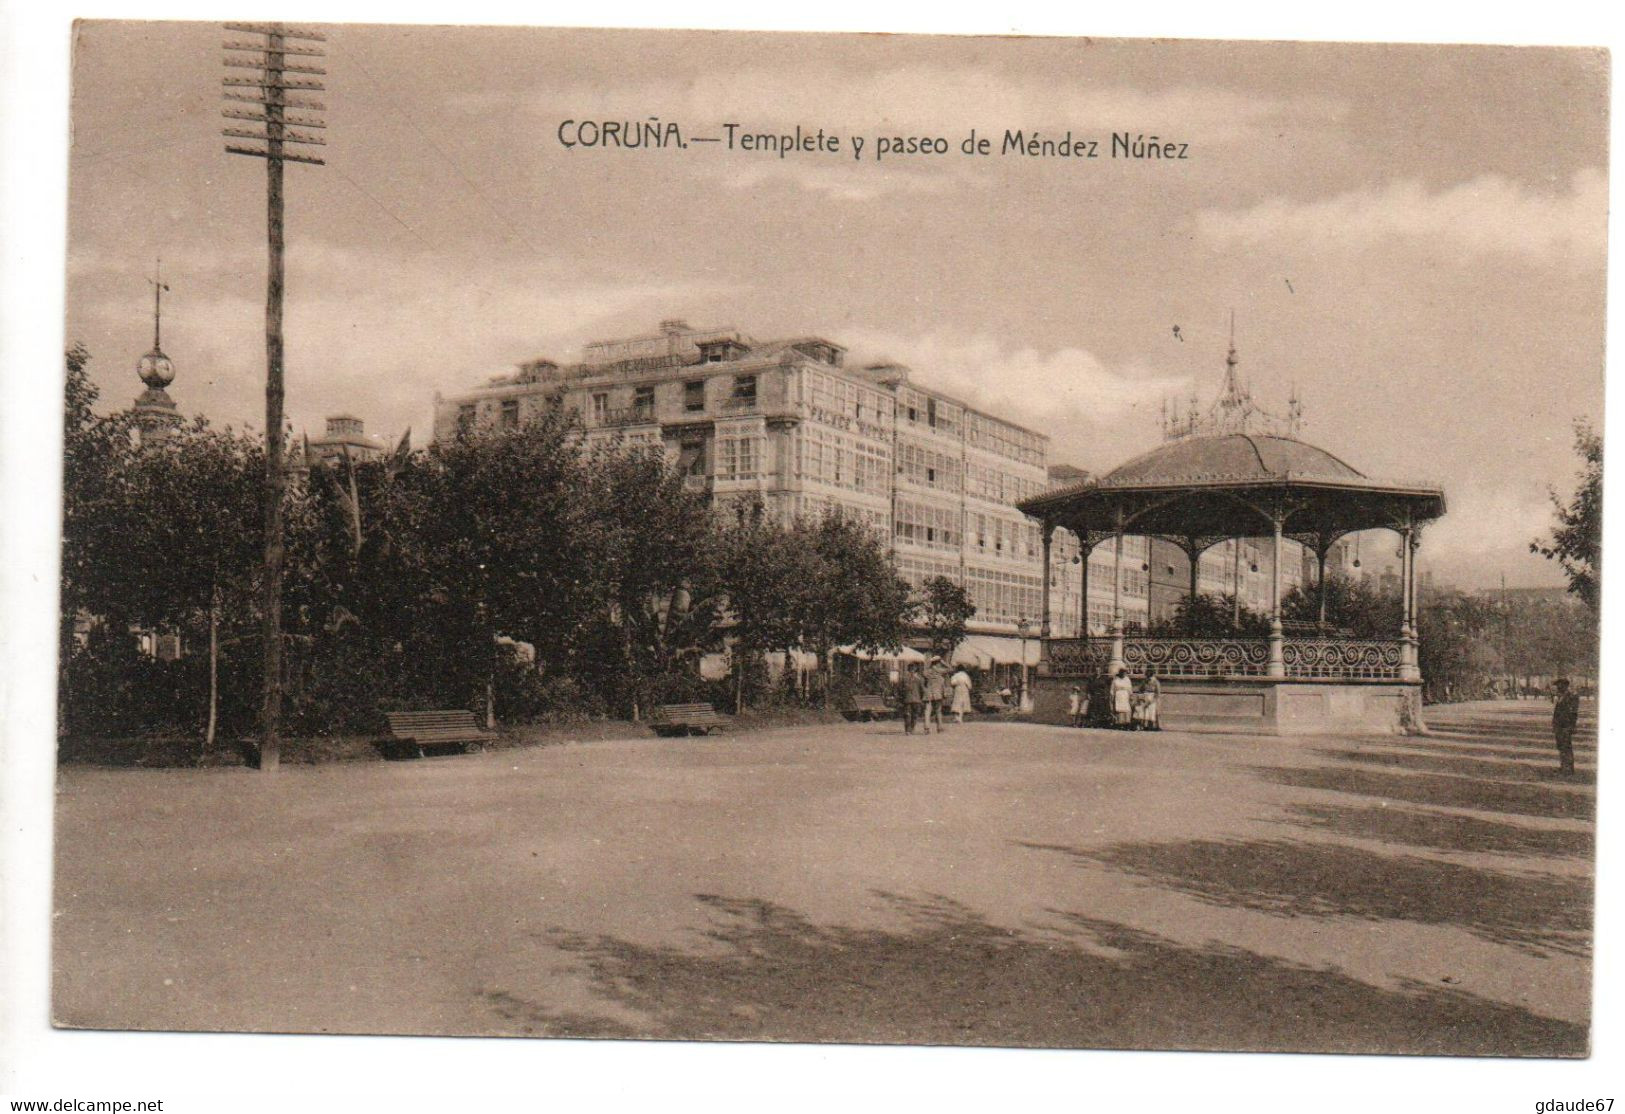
[433,319,1053,663]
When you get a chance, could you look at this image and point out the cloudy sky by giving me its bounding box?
[64,25,1607,589]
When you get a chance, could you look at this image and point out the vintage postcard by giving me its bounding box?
[49,21,1605,1065]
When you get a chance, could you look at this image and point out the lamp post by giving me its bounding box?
[1016,616,1033,712]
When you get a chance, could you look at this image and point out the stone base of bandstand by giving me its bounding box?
[1028,674,1425,736]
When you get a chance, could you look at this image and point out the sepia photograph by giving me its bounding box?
[2,9,1614,1105]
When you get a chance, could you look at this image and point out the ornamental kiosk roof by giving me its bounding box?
[1103,432,1366,487]
[1020,433,1445,548]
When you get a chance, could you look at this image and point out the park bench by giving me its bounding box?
[381,709,490,759]
[651,702,730,737]
[975,691,1012,713]
[845,693,892,722]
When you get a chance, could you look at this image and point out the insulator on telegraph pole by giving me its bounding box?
[223,22,327,771]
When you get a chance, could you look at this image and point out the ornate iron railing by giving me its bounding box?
[1126,638,1272,677]
[1045,636,1114,676]
[1281,639,1403,680]
[1043,636,1405,680]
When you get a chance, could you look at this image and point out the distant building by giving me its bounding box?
[308,414,388,465]
[434,319,1052,659]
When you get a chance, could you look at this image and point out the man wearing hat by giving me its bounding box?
[924,655,950,733]
[1552,678,1581,776]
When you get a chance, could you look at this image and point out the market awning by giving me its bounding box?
[953,635,1041,668]
[835,644,925,663]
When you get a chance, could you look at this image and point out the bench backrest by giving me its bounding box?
[658,703,717,715]
[386,710,483,733]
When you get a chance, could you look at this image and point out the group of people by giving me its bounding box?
[1067,668,1161,730]
[894,657,974,734]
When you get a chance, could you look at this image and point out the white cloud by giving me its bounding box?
[1422,482,1553,569]
[69,239,742,442]
[717,160,958,203]
[841,327,1186,437]
[1196,169,1607,265]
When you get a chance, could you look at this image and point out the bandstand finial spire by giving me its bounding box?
[148,257,169,351]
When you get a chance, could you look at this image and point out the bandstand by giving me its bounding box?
[1017,396,1446,737]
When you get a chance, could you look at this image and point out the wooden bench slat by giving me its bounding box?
[650,702,729,736]
[382,708,490,759]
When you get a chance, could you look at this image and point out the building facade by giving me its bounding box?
[433,320,1053,657]
[308,414,388,465]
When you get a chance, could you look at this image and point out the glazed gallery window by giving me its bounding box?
[716,435,760,479]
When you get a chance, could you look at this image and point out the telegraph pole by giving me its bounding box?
[223,22,327,770]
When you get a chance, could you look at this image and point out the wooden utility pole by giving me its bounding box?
[223,22,327,770]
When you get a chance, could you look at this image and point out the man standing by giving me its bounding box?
[925,656,949,733]
[1552,677,1581,776]
[899,663,925,735]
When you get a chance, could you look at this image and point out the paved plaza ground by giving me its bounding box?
[53,701,1596,1056]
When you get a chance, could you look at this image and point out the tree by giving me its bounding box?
[1532,420,1601,612]
[801,513,914,702]
[124,424,263,751]
[1281,573,1402,638]
[1156,592,1269,637]
[918,575,976,659]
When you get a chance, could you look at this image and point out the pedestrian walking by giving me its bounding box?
[1552,677,1580,775]
[949,666,974,723]
[1110,668,1133,728]
[925,656,949,732]
[899,663,925,735]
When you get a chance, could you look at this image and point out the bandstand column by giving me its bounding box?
[1079,533,1091,636]
[1040,521,1054,639]
[1186,538,1200,633]
[1316,537,1329,629]
[1400,516,1420,681]
[1267,513,1285,677]
[1109,508,1125,675]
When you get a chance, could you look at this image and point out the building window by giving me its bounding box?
[684,379,706,412]
[633,385,655,419]
[731,375,757,407]
[500,399,519,429]
[592,392,609,423]
[456,403,475,431]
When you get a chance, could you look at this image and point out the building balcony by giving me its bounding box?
[600,406,657,427]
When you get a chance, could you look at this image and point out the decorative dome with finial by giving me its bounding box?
[132,260,182,447]
[138,346,175,389]
[136,259,175,388]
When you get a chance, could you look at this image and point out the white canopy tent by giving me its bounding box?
[834,644,926,663]
[952,635,1041,668]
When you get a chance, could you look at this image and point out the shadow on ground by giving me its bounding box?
[1256,764,1595,822]
[1319,748,1595,785]
[1282,804,1595,860]
[1363,738,1596,765]
[1026,838,1590,958]
[478,893,1584,1056]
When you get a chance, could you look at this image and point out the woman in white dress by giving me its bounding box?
[948,667,974,723]
[1110,668,1134,728]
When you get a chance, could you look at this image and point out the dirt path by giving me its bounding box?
[53,701,1594,1055]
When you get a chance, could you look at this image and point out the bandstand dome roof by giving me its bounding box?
[1102,433,1365,488]
[1020,432,1445,545]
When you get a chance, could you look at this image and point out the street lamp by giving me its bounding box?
[1016,616,1033,713]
